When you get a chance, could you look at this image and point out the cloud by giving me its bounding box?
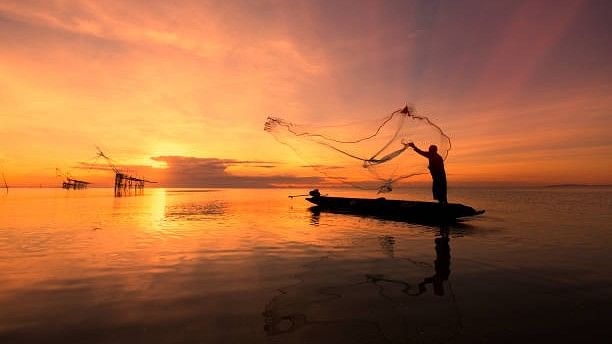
[300,164,344,170]
[2,1,612,186]
[149,156,322,188]
[73,156,323,187]
[0,1,220,57]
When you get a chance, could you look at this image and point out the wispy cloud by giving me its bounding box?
[1,0,611,185]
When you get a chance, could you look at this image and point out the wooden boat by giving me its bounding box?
[306,190,484,223]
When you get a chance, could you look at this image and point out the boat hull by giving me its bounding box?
[306,196,484,223]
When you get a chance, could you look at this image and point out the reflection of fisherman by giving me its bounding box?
[408,142,447,204]
[418,235,451,296]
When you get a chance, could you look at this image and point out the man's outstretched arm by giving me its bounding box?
[408,142,429,158]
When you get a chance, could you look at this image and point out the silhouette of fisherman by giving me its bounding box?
[408,142,447,204]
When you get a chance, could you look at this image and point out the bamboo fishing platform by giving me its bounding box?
[114,173,156,196]
[95,147,156,197]
[62,178,91,190]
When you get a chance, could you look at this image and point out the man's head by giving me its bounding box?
[428,145,438,153]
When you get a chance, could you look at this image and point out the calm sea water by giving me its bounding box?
[0,187,611,343]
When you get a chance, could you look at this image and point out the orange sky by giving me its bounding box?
[1,0,611,187]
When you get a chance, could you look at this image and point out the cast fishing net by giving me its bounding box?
[264,105,451,193]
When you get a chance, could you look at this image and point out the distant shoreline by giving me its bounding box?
[545,184,612,188]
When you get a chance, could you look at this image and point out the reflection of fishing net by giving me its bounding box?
[263,254,461,343]
[264,105,451,193]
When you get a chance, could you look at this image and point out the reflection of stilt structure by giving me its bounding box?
[62,178,90,190]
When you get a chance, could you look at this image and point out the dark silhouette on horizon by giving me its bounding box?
[95,147,156,197]
[408,142,447,204]
[2,171,7,194]
[56,168,90,190]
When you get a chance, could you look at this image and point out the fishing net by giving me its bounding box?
[264,105,451,193]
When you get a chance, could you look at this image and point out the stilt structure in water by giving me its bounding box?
[62,178,90,189]
[95,147,156,196]
[113,173,155,195]
[1,170,8,194]
[56,168,91,190]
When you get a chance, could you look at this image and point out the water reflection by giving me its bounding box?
[150,188,167,226]
[310,211,320,226]
[378,235,395,258]
[164,200,226,220]
[114,186,145,197]
[367,226,452,297]
[4,188,609,343]
[309,205,476,238]
[417,227,451,296]
[264,213,460,342]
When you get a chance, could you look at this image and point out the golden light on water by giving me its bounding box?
[149,188,167,230]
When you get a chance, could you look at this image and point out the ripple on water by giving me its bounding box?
[1,188,611,343]
[164,201,226,221]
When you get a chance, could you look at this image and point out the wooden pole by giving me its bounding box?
[2,172,8,194]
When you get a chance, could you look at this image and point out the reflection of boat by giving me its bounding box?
[306,190,484,223]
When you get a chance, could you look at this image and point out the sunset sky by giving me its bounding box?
[1,0,611,187]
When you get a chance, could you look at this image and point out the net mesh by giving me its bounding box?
[264,105,451,193]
